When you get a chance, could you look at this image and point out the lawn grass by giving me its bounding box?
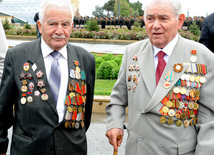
[94,79,117,95]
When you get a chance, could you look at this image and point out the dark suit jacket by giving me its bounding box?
[0,38,95,155]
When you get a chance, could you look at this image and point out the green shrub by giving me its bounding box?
[101,53,114,61]
[95,57,104,69]
[97,61,114,79]
[24,22,31,29]
[113,55,123,66]
[3,19,11,30]
[85,19,100,32]
[189,21,200,37]
[109,60,119,79]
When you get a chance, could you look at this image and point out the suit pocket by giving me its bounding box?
[178,137,196,154]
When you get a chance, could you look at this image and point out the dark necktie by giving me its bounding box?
[156,50,166,85]
[49,51,61,104]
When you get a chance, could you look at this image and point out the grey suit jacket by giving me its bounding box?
[0,38,95,155]
[106,35,214,155]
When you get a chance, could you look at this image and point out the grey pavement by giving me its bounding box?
[7,113,127,155]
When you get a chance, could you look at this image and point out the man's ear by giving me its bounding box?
[178,14,185,30]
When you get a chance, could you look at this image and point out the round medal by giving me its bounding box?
[175,111,181,119]
[168,109,175,117]
[193,102,199,110]
[75,122,80,129]
[179,102,184,109]
[188,102,194,109]
[21,86,28,93]
[184,119,189,127]
[195,76,200,83]
[164,82,171,89]
[166,101,173,108]
[20,97,26,104]
[41,94,48,101]
[200,76,206,84]
[180,112,186,120]
[175,120,182,127]
[81,120,84,128]
[67,106,73,113]
[195,90,200,97]
[167,118,174,125]
[78,106,82,113]
[162,106,169,113]
[27,96,33,103]
[173,87,180,94]
[180,87,187,95]
[189,75,195,82]
[160,116,166,124]
[189,89,196,98]
[65,121,69,128]
[190,55,197,63]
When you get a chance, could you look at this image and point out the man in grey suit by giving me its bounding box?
[105,0,214,154]
[0,0,95,154]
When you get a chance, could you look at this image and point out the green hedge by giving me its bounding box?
[94,53,123,79]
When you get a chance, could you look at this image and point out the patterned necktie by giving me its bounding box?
[156,50,166,85]
[49,51,61,104]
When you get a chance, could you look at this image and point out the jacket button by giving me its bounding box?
[138,136,144,141]
[158,142,164,148]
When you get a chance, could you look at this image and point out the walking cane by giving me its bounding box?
[114,135,122,155]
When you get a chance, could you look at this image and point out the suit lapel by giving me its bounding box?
[138,42,156,97]
[27,39,58,115]
[144,35,189,113]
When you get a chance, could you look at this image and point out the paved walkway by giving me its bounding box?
[7,113,128,155]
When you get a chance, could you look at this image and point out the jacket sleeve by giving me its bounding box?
[105,48,128,131]
[195,56,214,155]
[0,49,16,153]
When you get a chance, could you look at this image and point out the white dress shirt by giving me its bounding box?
[153,34,178,71]
[41,38,68,123]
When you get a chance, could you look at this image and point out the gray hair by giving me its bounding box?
[143,0,182,20]
[39,0,73,24]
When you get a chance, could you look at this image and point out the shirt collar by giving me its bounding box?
[41,38,67,60]
[153,33,178,57]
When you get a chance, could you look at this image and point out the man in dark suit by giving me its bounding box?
[0,0,95,154]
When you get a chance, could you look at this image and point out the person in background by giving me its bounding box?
[105,0,214,154]
[34,12,41,38]
[199,12,214,53]
[0,0,95,154]
[0,19,8,85]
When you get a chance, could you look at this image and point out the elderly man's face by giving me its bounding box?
[144,3,184,48]
[38,6,72,51]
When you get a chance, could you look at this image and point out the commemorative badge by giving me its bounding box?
[23,63,30,72]
[173,63,183,72]
[35,70,44,79]
[19,72,26,80]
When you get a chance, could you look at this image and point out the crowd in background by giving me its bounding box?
[73,15,205,30]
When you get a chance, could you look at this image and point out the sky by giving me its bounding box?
[78,0,214,17]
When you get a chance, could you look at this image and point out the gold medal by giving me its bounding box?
[176,102,180,109]
[180,87,187,95]
[162,106,169,113]
[193,102,199,110]
[181,112,186,120]
[189,75,195,82]
[189,110,195,118]
[195,76,200,83]
[195,90,200,97]
[189,89,196,98]
[175,120,182,127]
[65,121,69,128]
[190,118,195,126]
[184,119,189,127]
[167,118,174,125]
[173,87,180,94]
[23,62,30,72]
[81,120,84,128]
[40,88,46,94]
[22,80,27,86]
[166,101,173,108]
[41,94,48,101]
[160,116,166,124]
[21,86,28,93]
[78,106,82,113]
[175,111,181,119]
[67,106,73,113]
[188,102,194,109]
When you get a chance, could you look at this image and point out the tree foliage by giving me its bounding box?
[102,0,115,15]
[130,1,144,16]
[92,5,105,18]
